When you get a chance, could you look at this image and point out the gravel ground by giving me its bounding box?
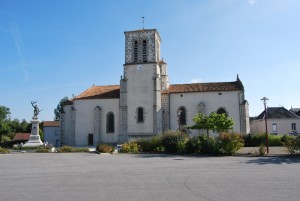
[238,146,289,155]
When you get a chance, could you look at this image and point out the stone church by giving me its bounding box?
[61,29,250,146]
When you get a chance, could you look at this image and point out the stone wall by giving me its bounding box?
[124,29,160,64]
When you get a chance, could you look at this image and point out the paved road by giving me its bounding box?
[0,153,300,201]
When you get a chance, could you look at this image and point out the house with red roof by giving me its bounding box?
[43,121,60,147]
[61,29,250,146]
[13,133,31,142]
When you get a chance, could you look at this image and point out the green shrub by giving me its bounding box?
[217,133,244,155]
[243,133,265,147]
[13,146,43,150]
[36,147,49,153]
[58,146,74,152]
[0,147,10,154]
[73,148,89,152]
[161,131,189,153]
[281,134,295,144]
[243,133,293,147]
[97,144,114,153]
[256,144,267,156]
[186,135,204,154]
[135,136,164,153]
[120,142,139,153]
[282,136,300,155]
[154,146,165,152]
[268,134,284,146]
[186,135,218,154]
[58,146,89,153]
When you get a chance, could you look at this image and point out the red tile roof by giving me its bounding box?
[72,79,243,100]
[13,133,30,141]
[162,81,244,94]
[43,121,60,127]
[75,85,120,100]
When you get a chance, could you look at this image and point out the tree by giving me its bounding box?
[0,106,10,122]
[188,113,213,137]
[54,97,69,121]
[188,112,234,137]
[0,106,11,143]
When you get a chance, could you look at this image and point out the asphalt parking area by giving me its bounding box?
[1,153,300,201]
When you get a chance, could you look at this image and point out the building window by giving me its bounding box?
[137,107,144,123]
[217,107,228,116]
[106,112,114,133]
[142,40,147,62]
[178,106,187,126]
[292,123,296,131]
[55,130,59,136]
[133,40,138,63]
[272,123,277,133]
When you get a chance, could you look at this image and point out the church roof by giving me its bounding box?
[162,81,244,94]
[43,121,60,127]
[13,133,30,141]
[290,108,300,117]
[75,85,120,100]
[256,107,300,120]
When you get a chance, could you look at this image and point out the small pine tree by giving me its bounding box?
[54,97,69,121]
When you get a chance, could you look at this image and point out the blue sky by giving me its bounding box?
[0,0,300,122]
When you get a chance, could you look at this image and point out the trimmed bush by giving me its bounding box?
[186,135,219,155]
[217,132,244,155]
[58,146,89,153]
[0,140,16,148]
[161,131,189,153]
[269,135,285,146]
[243,134,294,147]
[58,146,74,152]
[120,142,139,153]
[256,144,267,156]
[97,144,114,153]
[135,136,163,153]
[0,147,10,154]
[36,147,50,153]
[282,136,300,155]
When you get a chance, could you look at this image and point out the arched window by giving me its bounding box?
[106,112,114,133]
[217,107,228,116]
[178,106,187,125]
[94,106,101,141]
[137,107,144,123]
[198,101,206,114]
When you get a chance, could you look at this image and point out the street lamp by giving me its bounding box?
[261,97,269,154]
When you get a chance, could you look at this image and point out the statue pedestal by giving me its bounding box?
[23,119,43,147]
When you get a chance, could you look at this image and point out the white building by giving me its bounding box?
[43,121,61,147]
[61,29,250,146]
[251,107,300,135]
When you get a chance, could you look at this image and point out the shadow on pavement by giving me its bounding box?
[246,155,300,165]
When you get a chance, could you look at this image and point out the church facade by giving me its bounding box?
[61,29,250,146]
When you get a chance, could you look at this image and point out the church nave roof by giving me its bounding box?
[162,81,244,94]
[75,85,120,100]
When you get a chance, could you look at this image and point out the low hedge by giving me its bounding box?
[0,147,10,154]
[119,142,139,153]
[58,146,89,153]
[243,134,295,147]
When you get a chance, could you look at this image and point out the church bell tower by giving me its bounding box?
[119,29,166,141]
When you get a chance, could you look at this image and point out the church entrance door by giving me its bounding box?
[88,133,94,146]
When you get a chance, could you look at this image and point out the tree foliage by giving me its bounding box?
[0,106,10,122]
[0,106,11,142]
[188,112,234,137]
[54,96,69,121]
